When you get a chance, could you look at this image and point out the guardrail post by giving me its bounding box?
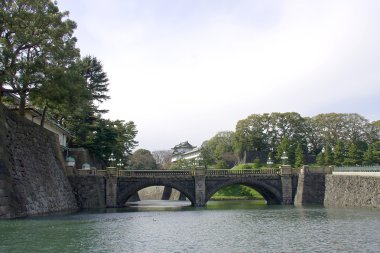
[194,167,206,207]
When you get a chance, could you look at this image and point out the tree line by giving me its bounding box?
[0,0,138,166]
[201,112,380,168]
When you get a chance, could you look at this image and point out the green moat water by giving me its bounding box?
[1,201,380,252]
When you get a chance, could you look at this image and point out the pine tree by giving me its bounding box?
[344,143,361,165]
[81,56,110,113]
[0,0,79,115]
[373,141,380,164]
[363,145,375,165]
[276,137,290,163]
[253,157,261,169]
[316,152,325,166]
[333,141,345,166]
[324,145,333,165]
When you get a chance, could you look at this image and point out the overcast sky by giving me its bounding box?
[57,0,380,151]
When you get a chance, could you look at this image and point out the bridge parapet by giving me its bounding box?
[76,169,107,176]
[333,165,380,172]
[206,168,281,177]
[74,168,284,178]
[118,170,192,178]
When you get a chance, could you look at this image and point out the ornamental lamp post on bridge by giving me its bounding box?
[267,157,274,168]
[109,153,116,167]
[281,151,288,166]
[64,156,76,175]
[107,153,118,177]
[117,161,124,169]
[65,156,75,167]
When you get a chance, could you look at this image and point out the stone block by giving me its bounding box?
[0,189,6,197]
[0,205,10,216]
[0,196,8,206]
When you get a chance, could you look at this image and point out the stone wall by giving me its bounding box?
[294,170,326,206]
[324,175,380,208]
[0,105,78,218]
[68,176,106,209]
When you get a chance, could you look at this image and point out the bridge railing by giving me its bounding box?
[118,170,192,177]
[75,168,283,177]
[206,168,281,176]
[333,165,380,172]
[76,169,107,176]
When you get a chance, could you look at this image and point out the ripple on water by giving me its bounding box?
[1,202,380,252]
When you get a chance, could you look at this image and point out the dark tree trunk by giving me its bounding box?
[19,92,26,116]
[40,104,48,128]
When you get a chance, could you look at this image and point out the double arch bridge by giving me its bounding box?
[85,167,298,207]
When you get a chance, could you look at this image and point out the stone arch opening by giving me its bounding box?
[206,179,282,205]
[117,180,195,207]
[209,184,265,201]
[129,186,187,202]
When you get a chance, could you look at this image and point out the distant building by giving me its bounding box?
[171,141,201,163]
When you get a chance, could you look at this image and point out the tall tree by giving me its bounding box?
[80,56,110,113]
[294,143,304,168]
[152,150,173,170]
[312,113,346,146]
[304,117,323,155]
[372,141,380,164]
[200,141,215,168]
[363,145,376,165]
[30,65,89,127]
[324,144,333,165]
[202,131,236,168]
[0,0,79,114]
[276,137,292,164]
[130,149,157,170]
[344,142,361,166]
[333,141,345,166]
[84,118,138,165]
[316,152,325,166]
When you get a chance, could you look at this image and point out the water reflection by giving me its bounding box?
[125,200,192,211]
[123,200,267,212]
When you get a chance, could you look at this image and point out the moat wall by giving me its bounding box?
[68,176,106,209]
[324,175,380,208]
[294,166,380,208]
[294,167,328,206]
[0,105,78,218]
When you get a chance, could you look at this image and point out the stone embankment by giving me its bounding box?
[294,167,328,206]
[68,176,105,209]
[0,105,78,218]
[324,175,380,208]
[294,166,380,208]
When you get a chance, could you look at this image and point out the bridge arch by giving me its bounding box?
[117,179,196,206]
[206,178,282,204]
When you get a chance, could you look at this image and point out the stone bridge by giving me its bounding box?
[70,166,298,207]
